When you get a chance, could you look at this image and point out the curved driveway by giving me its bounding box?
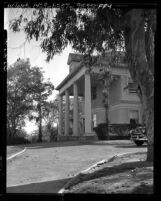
[7,140,147,193]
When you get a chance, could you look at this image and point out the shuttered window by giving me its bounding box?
[128,78,137,93]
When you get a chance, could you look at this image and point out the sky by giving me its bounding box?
[5,8,75,134]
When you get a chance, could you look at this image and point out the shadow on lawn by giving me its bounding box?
[7,177,72,193]
[63,160,153,191]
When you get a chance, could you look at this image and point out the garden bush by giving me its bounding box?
[94,124,132,140]
[7,135,30,145]
[109,124,130,136]
[93,123,109,140]
[50,129,58,142]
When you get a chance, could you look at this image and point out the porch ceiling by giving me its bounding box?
[67,76,85,97]
[67,74,104,97]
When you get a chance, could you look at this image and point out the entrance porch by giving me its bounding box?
[56,65,97,141]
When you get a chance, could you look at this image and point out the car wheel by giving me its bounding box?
[135,141,144,146]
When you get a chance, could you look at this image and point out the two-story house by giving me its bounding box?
[56,53,143,141]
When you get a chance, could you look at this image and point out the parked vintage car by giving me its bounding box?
[129,126,148,146]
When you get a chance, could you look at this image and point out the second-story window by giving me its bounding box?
[128,78,137,93]
[91,86,97,100]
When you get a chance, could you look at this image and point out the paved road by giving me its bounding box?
[7,140,147,193]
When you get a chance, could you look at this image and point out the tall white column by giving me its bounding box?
[73,83,79,136]
[58,95,63,136]
[84,71,92,134]
[65,90,69,135]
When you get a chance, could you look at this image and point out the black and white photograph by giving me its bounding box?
[4,3,155,196]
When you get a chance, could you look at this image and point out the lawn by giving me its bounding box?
[7,146,24,158]
[7,141,148,193]
[62,152,153,194]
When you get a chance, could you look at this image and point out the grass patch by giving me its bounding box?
[7,146,24,157]
[63,153,153,194]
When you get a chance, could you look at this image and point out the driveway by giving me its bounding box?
[7,140,147,193]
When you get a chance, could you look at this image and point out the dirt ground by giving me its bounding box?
[7,140,147,193]
[63,152,153,194]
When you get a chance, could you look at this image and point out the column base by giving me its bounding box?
[57,135,79,141]
[84,132,96,136]
[79,133,98,142]
[57,134,98,141]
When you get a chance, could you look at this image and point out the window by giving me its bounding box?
[129,110,139,124]
[91,86,97,100]
[128,78,137,93]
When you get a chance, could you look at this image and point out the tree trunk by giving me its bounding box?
[105,106,109,140]
[7,120,12,137]
[103,77,110,140]
[9,119,17,137]
[124,9,154,161]
[38,119,42,142]
[144,96,154,161]
[38,103,42,142]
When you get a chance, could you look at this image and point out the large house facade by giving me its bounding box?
[56,53,143,141]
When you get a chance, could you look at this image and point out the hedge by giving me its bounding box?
[7,136,30,145]
[93,123,132,140]
[93,123,109,140]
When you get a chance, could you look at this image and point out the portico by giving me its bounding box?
[56,59,95,140]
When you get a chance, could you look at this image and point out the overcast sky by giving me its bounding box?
[5,8,75,133]
[5,8,75,99]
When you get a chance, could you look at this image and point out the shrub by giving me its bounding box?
[94,124,132,140]
[109,124,130,136]
[7,135,30,145]
[31,135,38,143]
[50,129,58,142]
[93,123,109,140]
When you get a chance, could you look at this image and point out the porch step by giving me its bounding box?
[79,135,98,142]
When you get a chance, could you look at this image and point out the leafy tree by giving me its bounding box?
[43,99,59,139]
[97,66,111,140]
[7,59,34,137]
[9,5,156,161]
[7,59,54,142]
[28,67,54,142]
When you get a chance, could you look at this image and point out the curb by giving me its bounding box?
[7,148,26,160]
[58,150,145,194]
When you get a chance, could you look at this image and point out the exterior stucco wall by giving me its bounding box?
[92,107,106,126]
[91,84,104,108]
[109,109,122,124]
[91,77,122,109]
[91,73,142,125]
[109,78,121,105]
[109,103,142,124]
[91,103,142,126]
[120,75,140,102]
